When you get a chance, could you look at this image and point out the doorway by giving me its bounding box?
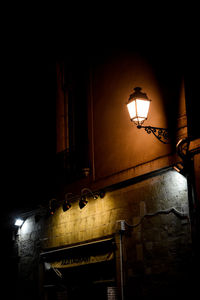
[44,260,117,300]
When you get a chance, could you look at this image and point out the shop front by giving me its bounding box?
[40,237,118,300]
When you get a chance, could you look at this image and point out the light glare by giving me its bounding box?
[136,99,150,120]
[127,101,136,120]
[15,218,24,227]
[127,98,150,125]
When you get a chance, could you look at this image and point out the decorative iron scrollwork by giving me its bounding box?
[137,125,170,144]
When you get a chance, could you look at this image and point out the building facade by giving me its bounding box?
[13,47,200,299]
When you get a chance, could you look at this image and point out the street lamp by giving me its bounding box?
[127,87,169,144]
[127,87,151,125]
[128,89,199,255]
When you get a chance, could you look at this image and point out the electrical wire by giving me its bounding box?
[124,207,190,229]
[39,207,190,242]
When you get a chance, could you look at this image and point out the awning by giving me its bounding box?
[41,237,115,269]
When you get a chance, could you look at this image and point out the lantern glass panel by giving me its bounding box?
[127,100,136,120]
[127,98,150,125]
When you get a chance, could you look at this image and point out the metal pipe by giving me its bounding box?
[119,222,125,300]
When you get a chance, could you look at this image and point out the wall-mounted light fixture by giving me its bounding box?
[49,199,57,215]
[173,162,185,176]
[62,200,72,212]
[81,188,98,200]
[127,87,169,144]
[79,195,88,209]
[127,86,199,253]
[62,193,72,212]
[79,188,100,209]
[48,188,105,213]
[14,218,24,227]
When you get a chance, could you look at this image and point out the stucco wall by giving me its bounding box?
[56,50,187,187]
[92,50,172,181]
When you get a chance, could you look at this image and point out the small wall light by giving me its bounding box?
[127,87,169,144]
[49,199,57,215]
[79,187,100,209]
[79,195,88,209]
[63,200,71,212]
[62,193,72,212]
[81,188,98,200]
[14,218,24,227]
[98,190,106,199]
[173,161,185,175]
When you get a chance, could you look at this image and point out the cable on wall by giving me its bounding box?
[123,207,190,229]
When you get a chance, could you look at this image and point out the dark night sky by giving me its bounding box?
[3,45,56,214]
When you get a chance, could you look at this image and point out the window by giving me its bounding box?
[56,56,90,182]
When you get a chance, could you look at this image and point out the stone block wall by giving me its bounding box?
[17,169,192,299]
[17,215,45,299]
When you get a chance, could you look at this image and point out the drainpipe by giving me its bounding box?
[117,220,126,300]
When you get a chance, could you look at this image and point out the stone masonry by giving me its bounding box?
[17,169,192,299]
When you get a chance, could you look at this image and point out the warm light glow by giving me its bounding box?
[127,98,150,125]
[15,218,24,227]
[127,100,136,120]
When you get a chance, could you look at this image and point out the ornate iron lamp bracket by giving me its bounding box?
[137,125,170,144]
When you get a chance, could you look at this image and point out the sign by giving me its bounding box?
[50,251,114,269]
[107,287,118,300]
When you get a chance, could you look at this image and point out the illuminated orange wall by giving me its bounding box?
[55,49,187,192]
[89,49,186,184]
